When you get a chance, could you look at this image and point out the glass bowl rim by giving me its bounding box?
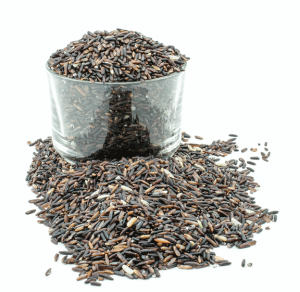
[46,62,187,85]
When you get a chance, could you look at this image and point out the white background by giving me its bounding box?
[0,1,299,291]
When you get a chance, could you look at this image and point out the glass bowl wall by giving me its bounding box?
[47,64,186,162]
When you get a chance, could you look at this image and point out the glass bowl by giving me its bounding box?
[46,63,187,162]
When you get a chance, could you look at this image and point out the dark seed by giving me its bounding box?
[257,228,263,233]
[61,255,68,263]
[195,136,203,140]
[51,238,58,245]
[247,161,256,165]
[268,211,279,215]
[45,268,51,276]
[54,253,59,262]
[241,259,246,267]
[247,167,255,172]
[229,134,238,137]
[25,209,36,215]
[72,268,84,272]
[97,273,113,280]
[125,273,134,280]
[90,281,101,286]
[250,157,260,160]
[241,148,247,153]
[59,251,73,255]
[218,261,231,266]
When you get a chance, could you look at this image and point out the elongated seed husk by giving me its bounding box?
[154,238,171,244]
[90,281,101,286]
[178,265,193,269]
[127,217,137,227]
[122,265,134,275]
[45,268,51,276]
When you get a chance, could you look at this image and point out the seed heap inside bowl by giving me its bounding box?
[26,134,278,286]
[48,29,189,83]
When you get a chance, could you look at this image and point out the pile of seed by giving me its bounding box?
[47,29,189,83]
[182,133,271,173]
[26,136,278,286]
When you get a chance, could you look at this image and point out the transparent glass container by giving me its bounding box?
[46,64,186,162]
